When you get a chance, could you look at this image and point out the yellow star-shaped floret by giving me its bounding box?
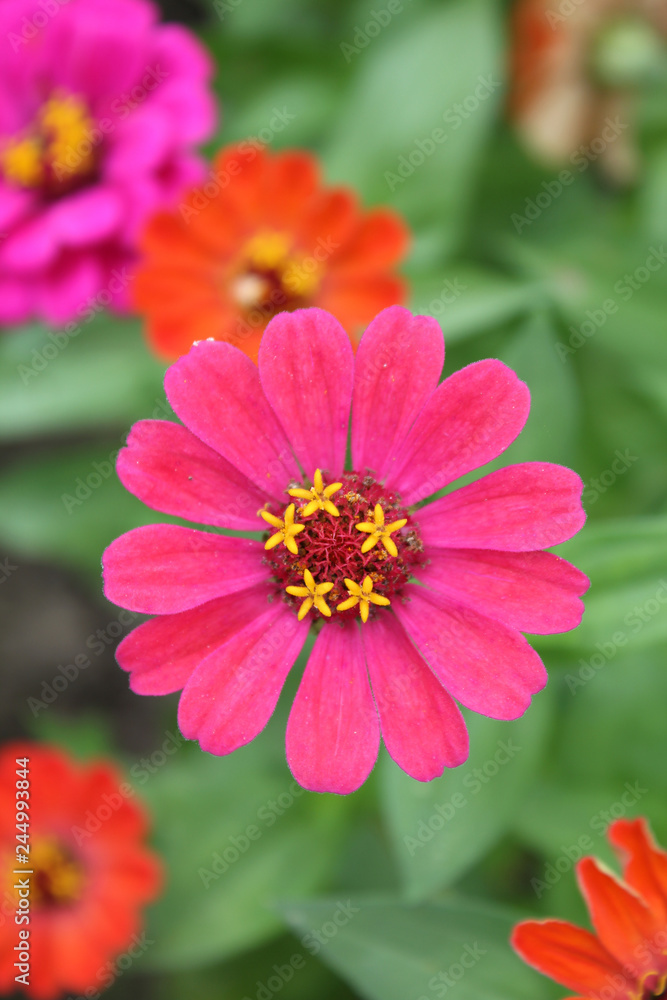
[288,468,343,517]
[286,569,334,620]
[337,575,390,623]
[355,503,407,557]
[260,503,304,555]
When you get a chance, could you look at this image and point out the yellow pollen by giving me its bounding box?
[337,574,391,624]
[233,230,323,309]
[281,256,323,298]
[0,92,96,190]
[0,136,44,187]
[286,568,334,620]
[289,469,343,517]
[29,839,84,906]
[244,230,293,271]
[260,503,304,555]
[355,503,407,557]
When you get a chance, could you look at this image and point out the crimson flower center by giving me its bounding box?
[261,471,425,622]
[14,838,84,910]
[230,230,322,319]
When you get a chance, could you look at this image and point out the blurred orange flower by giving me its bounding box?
[0,742,161,1000]
[510,0,667,183]
[134,143,410,362]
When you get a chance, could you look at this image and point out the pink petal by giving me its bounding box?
[286,622,380,794]
[164,340,301,503]
[362,614,469,780]
[36,251,103,326]
[416,463,586,551]
[384,359,530,504]
[47,187,124,246]
[352,306,444,480]
[116,583,276,695]
[393,585,547,720]
[0,277,30,324]
[106,105,173,177]
[178,602,309,755]
[0,215,56,272]
[258,309,354,480]
[102,525,267,614]
[117,420,274,531]
[418,548,589,634]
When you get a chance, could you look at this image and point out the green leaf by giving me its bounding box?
[0,315,166,442]
[499,311,581,466]
[0,443,168,583]
[380,688,555,900]
[279,896,552,1000]
[539,516,667,655]
[142,738,349,971]
[324,0,502,255]
[408,267,543,343]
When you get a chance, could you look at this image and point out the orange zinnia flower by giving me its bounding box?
[510,0,667,183]
[0,742,162,999]
[512,817,667,1000]
[134,142,410,362]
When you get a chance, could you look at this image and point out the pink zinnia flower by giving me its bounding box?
[103,306,589,794]
[0,0,216,326]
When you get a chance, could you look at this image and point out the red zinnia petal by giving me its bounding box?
[351,305,444,481]
[286,622,380,794]
[102,524,268,613]
[416,463,586,551]
[384,359,530,504]
[362,613,469,780]
[394,584,547,720]
[512,919,629,997]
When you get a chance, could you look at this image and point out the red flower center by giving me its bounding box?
[230,230,322,321]
[30,838,84,908]
[261,470,425,623]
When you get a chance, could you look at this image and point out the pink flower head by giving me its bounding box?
[0,0,216,326]
[103,306,589,795]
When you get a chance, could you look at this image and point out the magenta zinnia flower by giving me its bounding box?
[103,306,588,794]
[0,0,216,326]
